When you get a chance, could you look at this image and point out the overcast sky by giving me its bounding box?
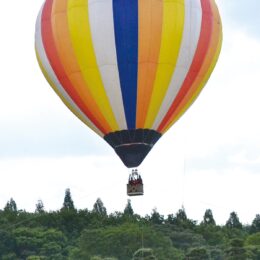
[0,0,260,225]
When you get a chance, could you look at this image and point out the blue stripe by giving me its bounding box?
[113,0,138,129]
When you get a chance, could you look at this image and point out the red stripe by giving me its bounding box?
[41,0,107,134]
[158,0,213,132]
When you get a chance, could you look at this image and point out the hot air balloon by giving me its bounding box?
[35,0,222,195]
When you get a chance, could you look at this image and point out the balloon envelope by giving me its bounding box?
[35,0,222,168]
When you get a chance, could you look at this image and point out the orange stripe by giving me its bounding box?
[136,0,163,128]
[161,0,222,133]
[42,0,107,134]
[158,0,214,132]
[50,0,112,134]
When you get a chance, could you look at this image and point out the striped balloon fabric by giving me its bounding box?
[35,0,222,168]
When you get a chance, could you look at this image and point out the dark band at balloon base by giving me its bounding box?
[104,129,161,168]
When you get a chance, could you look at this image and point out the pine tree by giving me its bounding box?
[167,207,196,228]
[3,198,18,221]
[251,214,260,233]
[123,199,134,216]
[226,212,242,229]
[93,198,107,216]
[176,207,187,222]
[150,208,164,224]
[4,198,17,213]
[35,200,45,214]
[61,188,76,211]
[203,209,216,225]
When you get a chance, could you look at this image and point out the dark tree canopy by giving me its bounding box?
[251,214,260,233]
[123,199,134,216]
[226,212,242,229]
[203,209,216,226]
[176,207,187,222]
[167,207,196,229]
[150,208,164,225]
[4,198,17,213]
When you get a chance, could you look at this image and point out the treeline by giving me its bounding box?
[0,189,260,259]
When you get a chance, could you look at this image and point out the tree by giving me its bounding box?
[132,248,156,260]
[61,188,75,211]
[0,230,16,258]
[225,238,247,260]
[4,198,17,213]
[150,208,164,225]
[186,247,210,260]
[124,199,134,216]
[35,200,45,214]
[251,214,260,233]
[93,198,107,217]
[167,207,196,229]
[78,223,178,260]
[226,212,242,229]
[169,230,206,251]
[246,232,260,246]
[202,209,216,226]
[13,227,67,259]
[3,198,18,222]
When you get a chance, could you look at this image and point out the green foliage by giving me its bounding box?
[90,257,118,260]
[167,207,196,229]
[251,214,260,233]
[0,196,259,259]
[4,198,17,213]
[77,222,176,260]
[245,245,260,259]
[224,238,247,260]
[225,212,242,229]
[12,227,67,259]
[132,248,156,260]
[61,188,76,212]
[0,229,16,257]
[2,253,18,260]
[150,208,164,225]
[26,257,45,260]
[203,209,216,226]
[169,230,206,250]
[246,232,260,246]
[209,247,225,260]
[3,198,18,223]
[124,199,134,216]
[186,247,210,260]
[197,224,226,246]
[93,198,107,217]
[35,200,45,214]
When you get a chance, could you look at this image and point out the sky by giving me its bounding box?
[0,0,260,225]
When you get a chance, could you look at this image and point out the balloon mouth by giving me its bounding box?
[104,129,161,168]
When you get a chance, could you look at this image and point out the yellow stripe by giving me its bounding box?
[163,28,223,133]
[35,48,103,137]
[67,0,119,131]
[144,0,185,128]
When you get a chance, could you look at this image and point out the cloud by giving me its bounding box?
[218,0,260,38]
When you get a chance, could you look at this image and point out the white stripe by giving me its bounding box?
[152,0,202,129]
[35,7,103,137]
[88,0,127,130]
